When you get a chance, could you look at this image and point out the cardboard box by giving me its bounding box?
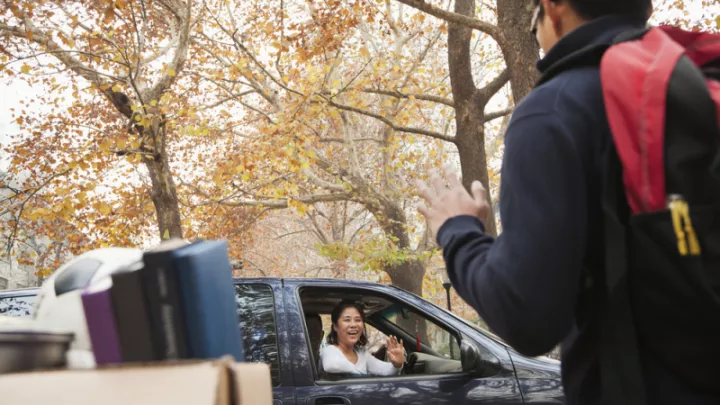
[0,357,272,405]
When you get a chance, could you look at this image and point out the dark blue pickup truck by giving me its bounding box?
[0,278,565,404]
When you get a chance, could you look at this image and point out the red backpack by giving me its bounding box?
[596,26,720,403]
[537,24,720,403]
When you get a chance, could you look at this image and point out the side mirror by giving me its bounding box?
[460,338,502,377]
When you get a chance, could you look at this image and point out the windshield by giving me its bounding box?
[385,287,510,348]
[0,295,35,317]
[409,292,509,348]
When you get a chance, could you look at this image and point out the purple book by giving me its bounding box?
[81,278,122,365]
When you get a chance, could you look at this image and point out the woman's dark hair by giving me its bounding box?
[326,300,368,348]
[533,0,652,24]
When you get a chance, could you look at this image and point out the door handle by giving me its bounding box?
[308,396,351,405]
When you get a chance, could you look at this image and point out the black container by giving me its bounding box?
[0,331,74,374]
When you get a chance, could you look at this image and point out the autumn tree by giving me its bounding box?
[162,0,512,295]
[395,0,720,236]
[0,0,257,267]
[377,0,536,235]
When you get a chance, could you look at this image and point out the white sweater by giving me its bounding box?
[319,345,401,376]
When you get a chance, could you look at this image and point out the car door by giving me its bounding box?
[290,284,523,405]
[234,280,296,405]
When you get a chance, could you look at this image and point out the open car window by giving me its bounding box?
[300,286,465,379]
[372,304,461,362]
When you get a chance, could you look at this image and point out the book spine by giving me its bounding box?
[110,271,157,362]
[82,289,122,365]
[176,242,243,361]
[141,253,188,360]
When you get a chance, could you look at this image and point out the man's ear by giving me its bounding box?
[540,0,572,37]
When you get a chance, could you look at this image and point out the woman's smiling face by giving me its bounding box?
[334,306,364,347]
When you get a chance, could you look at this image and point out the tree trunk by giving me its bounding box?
[358,184,427,296]
[497,0,540,103]
[448,0,498,236]
[387,259,430,343]
[143,151,183,239]
[385,259,425,296]
[455,106,497,236]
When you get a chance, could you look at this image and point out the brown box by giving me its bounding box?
[0,357,272,405]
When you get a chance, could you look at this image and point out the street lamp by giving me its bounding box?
[442,275,452,312]
[441,273,455,358]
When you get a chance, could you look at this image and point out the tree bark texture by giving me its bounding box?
[355,179,427,296]
[385,259,425,297]
[394,0,540,237]
[448,0,499,236]
[143,127,183,239]
[497,0,540,103]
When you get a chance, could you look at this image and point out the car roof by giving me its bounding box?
[234,277,405,290]
[0,278,401,296]
[0,287,40,297]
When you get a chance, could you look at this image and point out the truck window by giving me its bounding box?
[300,287,465,379]
[376,304,462,362]
[235,284,281,386]
[0,295,35,317]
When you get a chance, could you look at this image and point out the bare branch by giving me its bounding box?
[393,0,501,42]
[416,222,437,252]
[323,97,456,143]
[319,137,383,144]
[145,0,192,103]
[306,210,331,245]
[0,22,111,88]
[181,178,354,208]
[485,107,513,122]
[187,71,275,123]
[338,112,363,175]
[363,88,454,107]
[301,166,347,192]
[399,29,443,90]
[141,25,177,67]
[214,193,355,208]
[478,68,510,104]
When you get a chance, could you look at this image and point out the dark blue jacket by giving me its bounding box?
[438,16,718,405]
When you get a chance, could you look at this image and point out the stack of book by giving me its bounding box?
[80,239,244,365]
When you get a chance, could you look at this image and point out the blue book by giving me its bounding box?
[173,240,244,361]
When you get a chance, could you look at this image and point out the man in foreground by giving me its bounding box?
[417,0,720,404]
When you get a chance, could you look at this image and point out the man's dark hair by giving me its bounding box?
[326,300,368,348]
[534,0,652,23]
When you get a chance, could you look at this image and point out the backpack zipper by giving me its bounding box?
[667,194,701,256]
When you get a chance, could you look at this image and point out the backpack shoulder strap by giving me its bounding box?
[599,144,647,405]
[595,28,674,405]
[600,27,687,213]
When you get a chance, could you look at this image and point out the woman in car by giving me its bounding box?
[319,300,404,376]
